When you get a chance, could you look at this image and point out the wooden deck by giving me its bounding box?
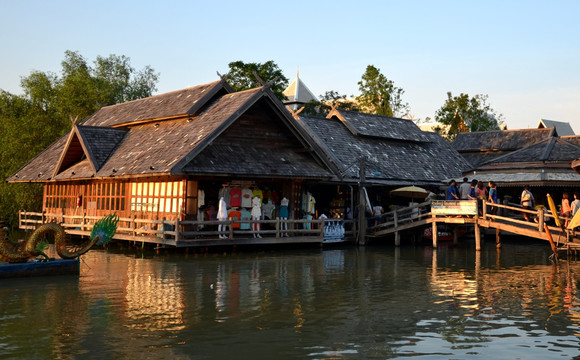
[367,200,580,253]
[18,211,355,248]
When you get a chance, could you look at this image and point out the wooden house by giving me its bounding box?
[8,78,467,247]
[453,129,580,205]
[8,79,342,246]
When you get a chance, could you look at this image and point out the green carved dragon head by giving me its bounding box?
[90,214,119,246]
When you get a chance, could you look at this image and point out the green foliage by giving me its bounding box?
[434,92,502,141]
[226,60,289,100]
[301,90,359,117]
[356,65,409,118]
[0,51,159,227]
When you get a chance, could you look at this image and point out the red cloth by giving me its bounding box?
[230,188,242,207]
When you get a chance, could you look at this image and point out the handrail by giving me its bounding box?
[368,198,574,242]
[17,210,327,245]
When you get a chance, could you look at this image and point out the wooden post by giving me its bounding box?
[357,158,367,245]
[482,199,487,219]
[496,228,501,249]
[474,221,481,251]
[432,213,438,247]
[229,220,234,239]
[160,217,166,241]
[538,208,544,232]
[394,210,400,246]
[131,215,137,237]
[175,218,180,244]
[544,223,558,257]
[453,225,459,246]
[276,217,280,239]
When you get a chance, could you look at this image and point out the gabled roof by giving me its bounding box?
[80,80,232,127]
[452,128,555,152]
[461,136,580,186]
[52,125,127,177]
[295,114,469,185]
[327,109,429,143]
[8,81,335,182]
[481,137,580,167]
[538,118,575,136]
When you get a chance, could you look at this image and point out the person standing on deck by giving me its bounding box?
[467,180,477,200]
[562,193,572,227]
[447,180,459,200]
[459,177,471,200]
[520,185,534,222]
[488,181,498,215]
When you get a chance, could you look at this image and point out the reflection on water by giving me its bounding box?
[0,242,579,359]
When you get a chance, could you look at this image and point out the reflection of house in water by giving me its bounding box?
[124,261,185,331]
[428,249,580,324]
[79,254,185,331]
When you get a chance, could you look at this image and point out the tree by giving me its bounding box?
[434,92,502,141]
[0,51,159,226]
[356,65,409,117]
[302,90,359,117]
[226,60,289,100]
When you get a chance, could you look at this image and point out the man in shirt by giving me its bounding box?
[459,177,471,200]
[447,180,459,200]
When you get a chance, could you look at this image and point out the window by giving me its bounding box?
[130,180,184,215]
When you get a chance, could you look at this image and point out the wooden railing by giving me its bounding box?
[17,211,343,247]
[366,199,578,248]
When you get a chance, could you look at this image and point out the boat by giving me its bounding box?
[0,258,79,278]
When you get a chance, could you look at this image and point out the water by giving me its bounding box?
[1,240,579,359]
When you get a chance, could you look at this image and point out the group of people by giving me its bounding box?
[518,186,580,225]
[447,177,498,214]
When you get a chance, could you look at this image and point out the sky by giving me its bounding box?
[1,0,579,133]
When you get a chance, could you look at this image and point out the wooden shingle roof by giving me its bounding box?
[452,128,555,152]
[482,137,580,166]
[8,81,335,182]
[296,114,469,185]
[327,109,429,142]
[538,119,575,136]
[80,80,231,127]
[463,137,580,186]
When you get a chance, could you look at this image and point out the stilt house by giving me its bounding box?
[8,77,467,247]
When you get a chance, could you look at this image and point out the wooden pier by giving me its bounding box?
[367,200,580,253]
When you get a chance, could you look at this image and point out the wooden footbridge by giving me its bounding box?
[367,200,580,254]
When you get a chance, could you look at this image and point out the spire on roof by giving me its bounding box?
[282,68,317,111]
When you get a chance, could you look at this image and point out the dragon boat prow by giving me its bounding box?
[0,258,80,278]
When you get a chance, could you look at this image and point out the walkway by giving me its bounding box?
[367,200,580,253]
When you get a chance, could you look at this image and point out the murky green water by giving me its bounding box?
[1,240,579,359]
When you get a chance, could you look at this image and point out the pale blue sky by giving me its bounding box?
[1,0,579,133]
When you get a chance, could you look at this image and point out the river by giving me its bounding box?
[1,240,579,359]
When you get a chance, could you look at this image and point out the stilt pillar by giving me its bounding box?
[432,214,438,248]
